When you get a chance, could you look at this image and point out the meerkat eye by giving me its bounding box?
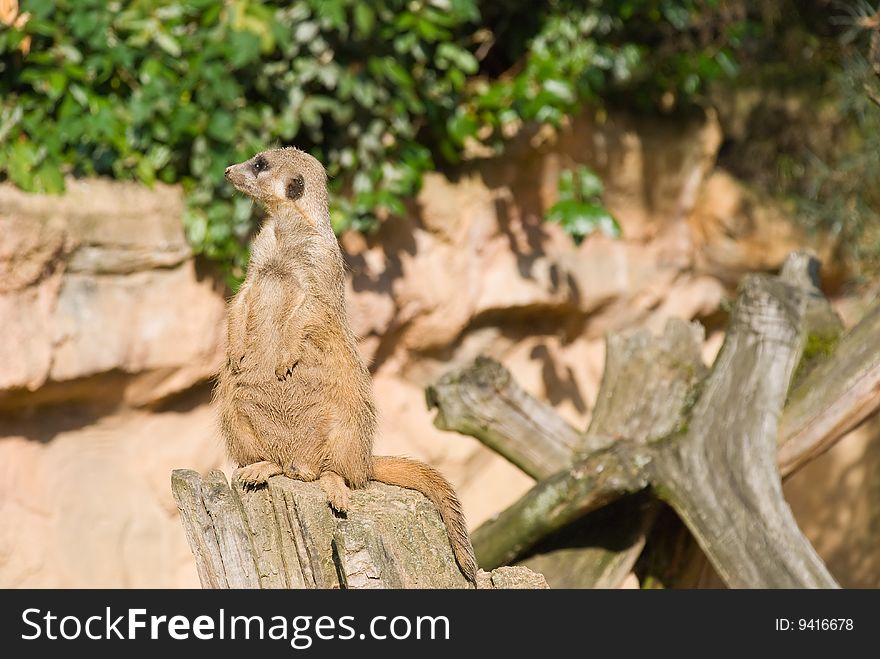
[252,155,269,174]
[286,174,305,200]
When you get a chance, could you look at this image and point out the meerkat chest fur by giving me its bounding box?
[249,212,358,364]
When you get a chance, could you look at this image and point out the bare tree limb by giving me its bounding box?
[779,304,880,477]
[471,442,651,569]
[439,321,707,578]
[585,320,706,448]
[650,275,838,588]
[426,356,582,479]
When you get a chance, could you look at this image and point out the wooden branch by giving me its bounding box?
[519,496,660,588]
[232,476,306,588]
[172,469,548,589]
[778,304,880,477]
[585,320,706,448]
[460,255,880,580]
[427,320,705,480]
[426,356,582,479]
[651,274,838,588]
[452,320,705,579]
[471,442,651,569]
[780,251,845,387]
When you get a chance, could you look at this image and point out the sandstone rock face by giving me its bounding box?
[688,170,840,285]
[0,179,225,405]
[0,402,227,587]
[0,108,870,588]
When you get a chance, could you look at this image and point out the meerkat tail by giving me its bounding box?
[371,456,477,582]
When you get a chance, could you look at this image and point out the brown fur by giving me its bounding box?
[215,147,477,582]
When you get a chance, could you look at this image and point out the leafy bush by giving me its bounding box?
[1,0,748,284]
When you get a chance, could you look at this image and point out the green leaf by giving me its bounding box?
[6,141,38,189]
[543,79,575,105]
[354,5,375,37]
[228,31,262,67]
[547,200,620,244]
[44,71,68,100]
[136,157,156,186]
[34,164,65,194]
[576,166,603,198]
[447,109,478,145]
[207,112,235,140]
[556,169,574,201]
[154,32,182,57]
[661,2,691,30]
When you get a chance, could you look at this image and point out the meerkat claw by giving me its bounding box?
[274,359,298,381]
[320,472,350,513]
[227,354,245,374]
[234,461,284,487]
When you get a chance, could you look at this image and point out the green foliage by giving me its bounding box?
[713,1,880,275]
[546,166,620,244]
[796,26,880,274]
[1,0,748,285]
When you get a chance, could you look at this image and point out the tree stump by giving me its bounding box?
[171,469,547,589]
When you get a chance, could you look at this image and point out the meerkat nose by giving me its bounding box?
[224,166,232,180]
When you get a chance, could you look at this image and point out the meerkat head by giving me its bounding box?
[225,147,330,230]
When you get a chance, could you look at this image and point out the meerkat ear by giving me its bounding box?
[286,175,305,200]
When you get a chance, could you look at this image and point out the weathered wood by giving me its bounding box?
[446,319,705,583]
[200,470,261,588]
[585,320,706,449]
[780,251,845,387]
[264,478,309,588]
[476,566,549,589]
[231,480,299,588]
[473,273,842,585]
[426,356,582,479]
[269,478,340,588]
[472,442,652,569]
[332,482,472,589]
[779,303,880,477]
[171,469,228,589]
[427,321,705,477]
[438,253,879,587]
[651,275,838,588]
[173,469,547,589]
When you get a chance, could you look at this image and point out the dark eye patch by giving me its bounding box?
[251,155,269,174]
[286,174,305,200]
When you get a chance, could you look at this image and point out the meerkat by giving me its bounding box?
[215,146,477,582]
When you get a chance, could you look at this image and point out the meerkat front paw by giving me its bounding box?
[234,461,284,488]
[274,357,299,380]
[227,353,245,374]
[319,472,350,513]
[285,463,318,482]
